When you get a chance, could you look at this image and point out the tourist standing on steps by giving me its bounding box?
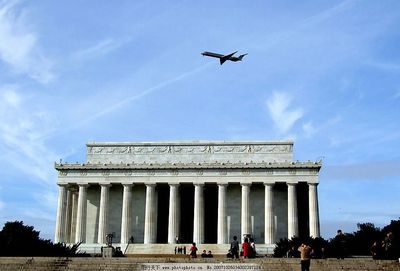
[242,238,251,259]
[189,242,198,258]
[298,242,312,271]
[334,229,346,259]
[230,236,239,259]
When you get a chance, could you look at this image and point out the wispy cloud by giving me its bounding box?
[266,91,303,134]
[71,38,128,61]
[322,160,400,181]
[0,86,58,185]
[0,1,53,83]
[302,121,317,138]
[366,60,400,74]
[68,63,212,130]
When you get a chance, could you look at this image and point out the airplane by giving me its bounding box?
[201,51,247,65]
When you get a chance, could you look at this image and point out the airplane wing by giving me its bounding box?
[220,51,237,65]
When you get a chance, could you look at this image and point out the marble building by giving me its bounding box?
[54,141,321,251]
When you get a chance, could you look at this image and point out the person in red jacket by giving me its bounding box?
[242,238,250,258]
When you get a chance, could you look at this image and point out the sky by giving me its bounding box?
[0,0,399,241]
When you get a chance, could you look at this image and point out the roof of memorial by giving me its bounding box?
[55,160,322,170]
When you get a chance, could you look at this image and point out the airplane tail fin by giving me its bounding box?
[238,53,248,60]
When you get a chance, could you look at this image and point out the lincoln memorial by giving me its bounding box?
[54,141,321,253]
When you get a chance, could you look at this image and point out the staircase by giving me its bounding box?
[124,243,230,256]
[0,257,399,271]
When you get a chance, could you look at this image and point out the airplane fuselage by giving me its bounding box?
[201,51,247,65]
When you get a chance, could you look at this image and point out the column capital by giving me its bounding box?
[99,183,112,187]
[168,183,180,187]
[264,182,274,187]
[193,182,205,187]
[145,183,157,187]
[287,182,297,186]
[121,183,134,187]
[240,182,251,187]
[57,183,69,188]
[78,183,90,188]
[307,182,319,186]
[217,183,228,187]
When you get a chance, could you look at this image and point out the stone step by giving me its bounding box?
[125,243,230,255]
[0,257,399,271]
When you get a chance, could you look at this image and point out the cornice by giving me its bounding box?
[55,161,322,171]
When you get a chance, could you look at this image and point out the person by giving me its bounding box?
[249,238,256,258]
[189,243,198,258]
[383,232,394,259]
[370,240,383,260]
[174,246,177,255]
[129,235,134,244]
[334,229,346,259]
[227,249,234,259]
[242,238,251,259]
[298,242,312,271]
[207,250,213,258]
[230,236,239,259]
[183,246,186,254]
[175,236,180,244]
[201,250,207,258]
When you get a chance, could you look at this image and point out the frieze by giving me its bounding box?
[87,144,292,155]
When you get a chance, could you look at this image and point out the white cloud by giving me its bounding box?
[266,91,303,134]
[0,86,58,184]
[0,1,53,83]
[302,121,317,138]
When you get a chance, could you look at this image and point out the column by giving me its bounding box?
[264,183,275,244]
[64,190,73,243]
[54,184,68,243]
[75,184,89,243]
[193,183,204,244]
[98,183,112,244]
[120,183,133,244]
[168,183,180,244]
[309,183,321,238]
[287,183,298,238]
[241,183,251,239]
[144,184,157,244]
[69,190,78,243]
[217,183,227,244]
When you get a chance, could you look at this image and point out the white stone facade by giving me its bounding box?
[54,141,321,247]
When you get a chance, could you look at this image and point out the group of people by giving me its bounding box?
[370,232,396,260]
[187,243,213,258]
[174,246,186,254]
[227,235,257,259]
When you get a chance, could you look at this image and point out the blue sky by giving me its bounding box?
[0,0,399,241]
